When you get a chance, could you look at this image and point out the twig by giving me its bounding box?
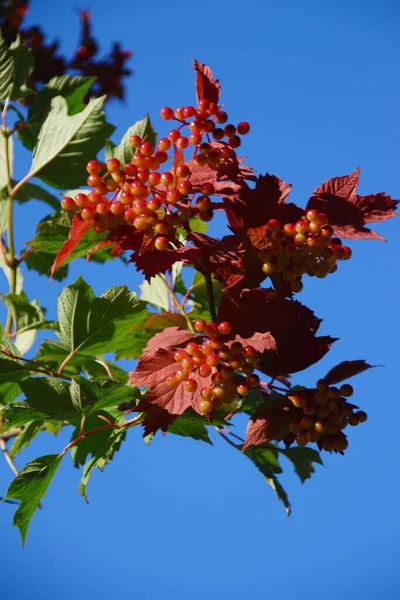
[0,438,19,477]
[157,274,196,334]
[203,271,217,323]
[215,428,238,448]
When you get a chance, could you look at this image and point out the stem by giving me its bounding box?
[1,100,17,335]
[0,438,19,477]
[7,319,49,338]
[157,274,196,334]
[203,271,217,323]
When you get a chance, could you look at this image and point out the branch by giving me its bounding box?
[157,274,196,334]
[0,438,19,477]
[203,271,217,323]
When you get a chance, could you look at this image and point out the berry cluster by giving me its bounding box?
[167,320,260,414]
[286,379,367,452]
[258,211,352,294]
[60,99,250,250]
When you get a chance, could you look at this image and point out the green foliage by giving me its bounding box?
[4,454,62,544]
[0,31,33,102]
[105,114,156,165]
[28,95,114,189]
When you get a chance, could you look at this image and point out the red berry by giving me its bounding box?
[178,180,192,195]
[199,363,212,377]
[183,105,196,118]
[154,236,169,251]
[237,383,249,396]
[206,353,220,367]
[81,206,95,220]
[231,342,243,355]
[167,189,181,204]
[168,129,180,143]
[86,160,102,174]
[106,158,121,173]
[247,374,260,387]
[212,128,225,141]
[189,133,202,145]
[199,399,212,414]
[340,384,353,397]
[201,182,214,196]
[166,373,178,386]
[160,172,174,186]
[237,122,250,135]
[217,321,231,335]
[61,196,75,211]
[175,136,188,150]
[140,141,153,156]
[184,379,198,393]
[228,135,241,149]
[194,319,207,333]
[124,163,138,177]
[356,410,368,423]
[96,201,109,215]
[175,164,191,178]
[224,124,236,137]
[129,135,141,148]
[181,356,194,371]
[110,201,125,216]
[160,107,174,120]
[74,193,88,208]
[201,388,214,401]
[306,209,319,222]
[215,111,228,124]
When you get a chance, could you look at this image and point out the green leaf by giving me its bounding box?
[1,292,46,355]
[167,411,212,444]
[0,180,60,210]
[7,35,33,99]
[27,210,113,268]
[9,421,44,459]
[28,95,114,189]
[4,454,62,544]
[78,428,126,502]
[0,357,29,382]
[0,381,20,404]
[0,31,13,101]
[139,264,183,312]
[1,377,78,429]
[106,114,156,166]
[57,277,149,360]
[70,412,119,467]
[0,32,33,101]
[278,447,323,483]
[25,251,69,282]
[243,445,291,515]
[17,75,95,151]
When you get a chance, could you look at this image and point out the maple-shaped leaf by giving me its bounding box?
[132,246,202,281]
[242,397,289,451]
[142,326,195,356]
[51,214,92,276]
[307,167,398,241]
[187,232,242,274]
[225,174,303,236]
[218,289,310,351]
[255,305,338,376]
[324,360,373,385]
[141,406,178,436]
[185,146,255,197]
[131,334,214,429]
[193,59,221,105]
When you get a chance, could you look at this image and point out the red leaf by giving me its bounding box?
[86,240,116,261]
[226,174,302,234]
[307,168,399,241]
[242,398,289,451]
[141,407,177,436]
[142,327,195,356]
[51,214,92,276]
[185,149,254,197]
[132,246,202,281]
[131,342,213,423]
[193,59,221,104]
[218,289,309,351]
[187,232,242,273]
[324,360,373,385]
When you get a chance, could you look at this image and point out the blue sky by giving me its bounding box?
[1,0,400,598]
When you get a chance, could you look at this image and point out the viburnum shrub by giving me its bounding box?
[0,32,398,545]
